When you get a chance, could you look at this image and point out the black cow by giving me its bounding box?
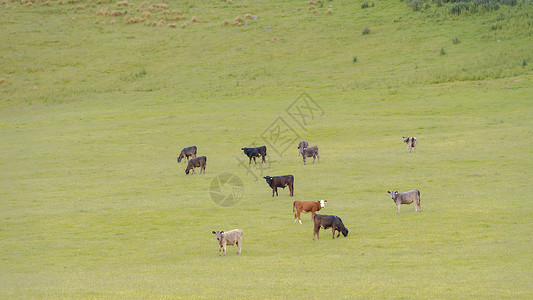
[242,146,267,164]
[263,175,294,197]
[177,146,197,163]
[313,214,349,240]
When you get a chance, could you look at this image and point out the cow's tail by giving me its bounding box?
[292,201,295,213]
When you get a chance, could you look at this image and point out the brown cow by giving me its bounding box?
[293,200,327,224]
[185,156,206,175]
[313,214,349,240]
[263,175,294,197]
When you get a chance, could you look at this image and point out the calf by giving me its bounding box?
[297,140,309,155]
[263,175,294,197]
[177,146,197,163]
[293,200,327,224]
[185,156,206,175]
[387,190,421,213]
[403,137,417,153]
[212,229,243,256]
[313,214,349,240]
[241,146,267,164]
[301,146,319,165]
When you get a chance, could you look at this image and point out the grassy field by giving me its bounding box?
[1,0,532,298]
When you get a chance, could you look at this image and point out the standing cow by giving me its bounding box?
[387,190,421,213]
[403,137,417,153]
[301,146,319,165]
[293,200,327,224]
[177,146,197,163]
[212,229,243,256]
[313,214,349,240]
[263,175,294,197]
[185,156,207,175]
[298,140,309,155]
[241,146,267,164]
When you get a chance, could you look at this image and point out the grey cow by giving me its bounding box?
[177,146,197,163]
[387,190,421,214]
[301,146,319,165]
[298,140,309,155]
[403,137,417,153]
[212,229,243,256]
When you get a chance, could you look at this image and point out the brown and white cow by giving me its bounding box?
[293,200,327,224]
[263,175,294,197]
[301,146,319,165]
[387,190,421,213]
[403,137,417,152]
[185,156,206,175]
[212,229,243,256]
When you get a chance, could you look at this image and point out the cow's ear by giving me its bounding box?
[395,191,399,194]
[387,191,390,194]
[212,231,216,234]
[220,231,224,234]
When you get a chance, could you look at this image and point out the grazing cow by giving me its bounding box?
[313,214,349,240]
[293,200,327,224]
[403,137,417,153]
[387,190,421,214]
[301,146,319,165]
[298,140,309,155]
[241,146,267,164]
[263,175,294,197]
[212,229,243,256]
[185,156,206,175]
[177,146,197,163]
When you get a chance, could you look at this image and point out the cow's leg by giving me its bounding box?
[219,245,222,256]
[223,243,227,256]
[262,155,265,165]
[289,183,294,196]
[397,203,401,214]
[317,153,320,163]
[297,210,302,224]
[332,227,336,239]
[272,188,275,197]
[313,226,320,240]
[236,240,241,255]
[192,168,196,175]
[312,155,316,164]
[303,156,306,165]
[253,157,257,164]
[275,187,278,196]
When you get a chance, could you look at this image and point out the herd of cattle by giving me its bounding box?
[178,137,420,255]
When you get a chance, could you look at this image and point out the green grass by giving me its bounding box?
[1,0,532,298]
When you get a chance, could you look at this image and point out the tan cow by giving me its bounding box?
[212,229,243,256]
[387,190,421,214]
[293,200,327,224]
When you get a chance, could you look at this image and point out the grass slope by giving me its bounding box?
[0,0,532,298]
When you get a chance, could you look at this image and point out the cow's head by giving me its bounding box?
[403,137,410,143]
[185,168,190,175]
[263,176,272,185]
[320,199,327,208]
[387,191,399,200]
[212,231,225,242]
[177,156,182,163]
[341,227,349,237]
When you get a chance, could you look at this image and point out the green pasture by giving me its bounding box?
[1,0,532,298]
